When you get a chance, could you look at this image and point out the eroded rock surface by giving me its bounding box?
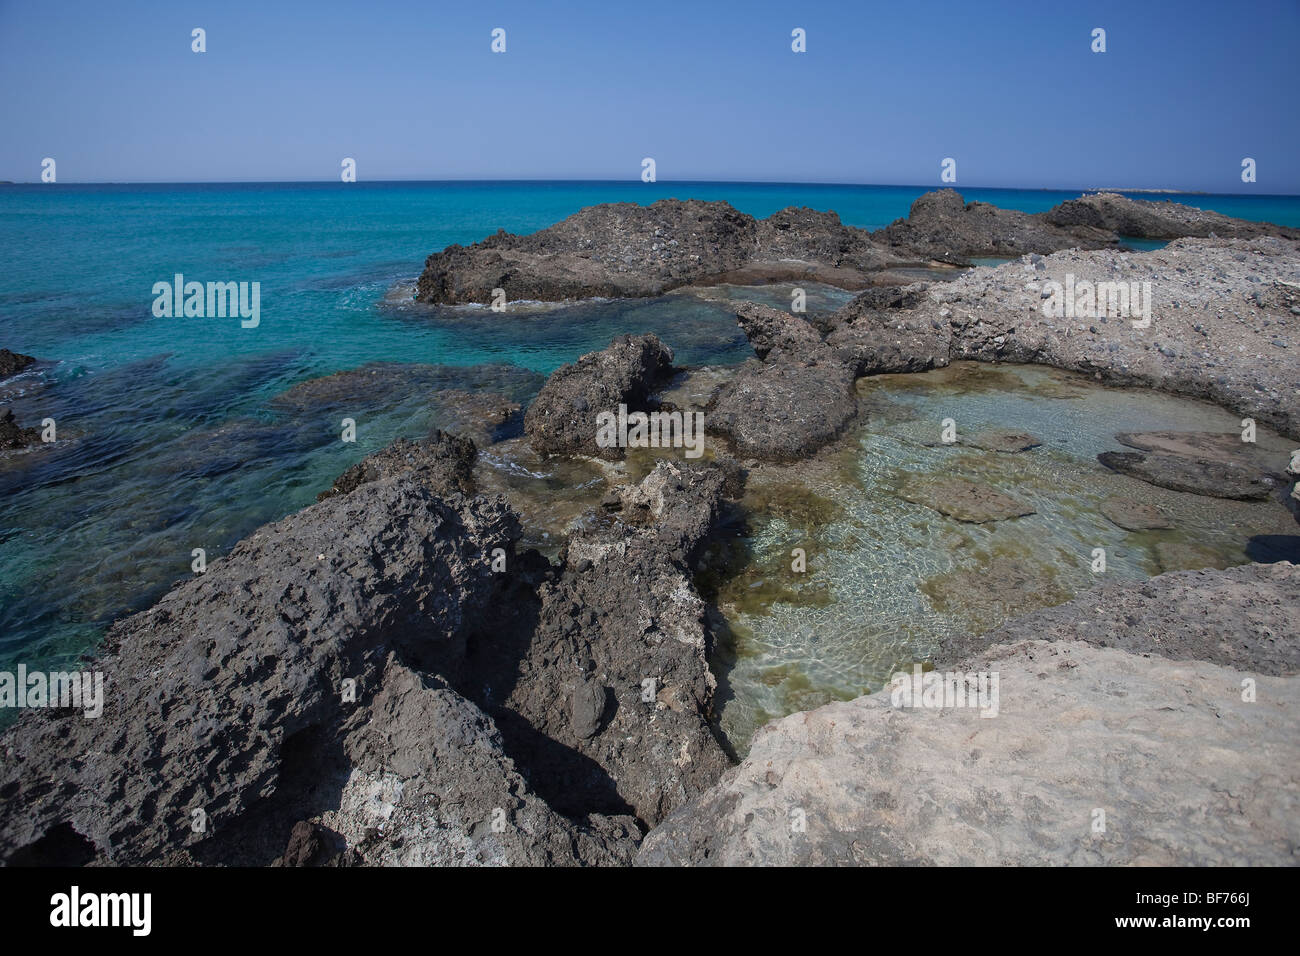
[638,637,1299,866]
[524,334,674,460]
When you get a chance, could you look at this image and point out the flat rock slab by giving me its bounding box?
[965,430,1042,453]
[900,476,1035,522]
[638,638,1300,865]
[1098,450,1275,500]
[1116,430,1284,471]
[1099,496,1173,530]
[936,560,1300,676]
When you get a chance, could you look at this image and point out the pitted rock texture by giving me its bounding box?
[524,334,674,460]
[0,478,527,865]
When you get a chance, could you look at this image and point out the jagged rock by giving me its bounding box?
[318,430,477,501]
[733,302,826,362]
[0,478,524,865]
[824,285,951,375]
[0,349,35,380]
[320,660,639,866]
[570,676,607,740]
[1098,451,1275,500]
[1098,496,1172,530]
[706,358,858,462]
[638,637,1299,866]
[899,476,1035,522]
[0,409,40,450]
[524,334,674,460]
[934,561,1300,675]
[877,189,1116,264]
[463,460,733,826]
[416,201,913,305]
[1043,192,1300,241]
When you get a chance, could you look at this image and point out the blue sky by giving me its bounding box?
[1,0,1296,191]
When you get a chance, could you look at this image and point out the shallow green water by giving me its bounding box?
[706,362,1297,752]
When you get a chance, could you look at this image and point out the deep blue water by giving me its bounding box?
[2,180,1298,671]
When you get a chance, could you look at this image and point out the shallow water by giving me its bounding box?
[706,362,1298,752]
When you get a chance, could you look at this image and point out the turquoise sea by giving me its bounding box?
[3,180,1299,676]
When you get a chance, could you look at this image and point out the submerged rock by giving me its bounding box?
[964,429,1042,453]
[1098,450,1275,500]
[0,349,36,380]
[899,476,1036,523]
[1098,496,1173,530]
[524,333,674,460]
[638,637,1299,865]
[0,408,40,450]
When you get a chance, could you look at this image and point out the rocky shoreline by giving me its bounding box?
[3,190,1298,867]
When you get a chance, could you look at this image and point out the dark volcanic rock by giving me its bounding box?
[524,334,674,460]
[464,460,733,827]
[1098,450,1276,500]
[1043,192,1300,242]
[416,200,914,305]
[0,409,41,450]
[706,358,858,462]
[0,478,533,865]
[877,189,1116,264]
[324,659,639,866]
[0,349,36,380]
[318,430,477,501]
[733,302,825,362]
[824,285,951,375]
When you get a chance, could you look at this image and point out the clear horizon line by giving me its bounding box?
[3,176,1294,196]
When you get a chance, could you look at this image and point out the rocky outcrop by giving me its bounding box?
[523,334,674,460]
[462,459,733,826]
[877,189,1117,263]
[317,430,477,501]
[934,560,1300,675]
[706,358,858,462]
[0,478,543,865]
[415,200,920,305]
[637,636,1299,866]
[0,409,40,450]
[416,192,1300,307]
[0,349,35,380]
[702,302,861,462]
[822,236,1300,439]
[1043,192,1300,242]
